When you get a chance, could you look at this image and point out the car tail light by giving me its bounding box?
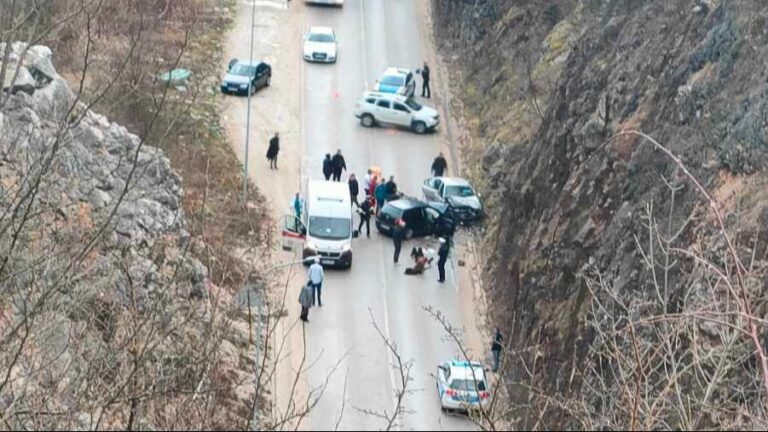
[445,388,458,397]
[479,391,490,399]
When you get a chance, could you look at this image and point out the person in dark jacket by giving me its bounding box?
[431,152,447,177]
[437,237,450,283]
[357,197,372,238]
[491,328,503,372]
[348,173,359,206]
[385,176,398,200]
[266,132,280,169]
[331,149,346,182]
[298,281,313,322]
[392,219,406,264]
[421,62,431,98]
[322,154,332,181]
[375,180,388,213]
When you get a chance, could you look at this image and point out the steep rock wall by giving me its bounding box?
[434,1,768,428]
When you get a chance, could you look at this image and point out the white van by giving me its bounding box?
[282,180,356,268]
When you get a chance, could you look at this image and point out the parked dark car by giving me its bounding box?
[375,198,456,239]
[221,59,271,95]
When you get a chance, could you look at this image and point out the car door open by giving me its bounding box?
[281,214,306,251]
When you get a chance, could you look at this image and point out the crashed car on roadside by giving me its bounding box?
[421,177,483,223]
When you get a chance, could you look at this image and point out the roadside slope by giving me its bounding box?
[435,1,768,429]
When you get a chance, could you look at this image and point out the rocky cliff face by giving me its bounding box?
[434,1,768,428]
[0,42,216,428]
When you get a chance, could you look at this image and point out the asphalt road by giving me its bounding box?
[299,1,480,430]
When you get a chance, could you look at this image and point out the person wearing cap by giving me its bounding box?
[392,218,406,264]
[437,237,450,283]
[308,257,324,307]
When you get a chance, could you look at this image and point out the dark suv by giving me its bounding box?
[375,198,456,239]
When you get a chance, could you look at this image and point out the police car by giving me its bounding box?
[436,360,491,411]
[372,67,416,98]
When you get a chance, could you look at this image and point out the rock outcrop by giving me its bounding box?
[1,41,206,299]
[434,1,768,428]
[0,42,211,428]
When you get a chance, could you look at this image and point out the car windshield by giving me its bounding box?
[405,98,422,111]
[445,185,475,197]
[380,75,404,87]
[309,33,334,43]
[449,379,487,392]
[308,216,350,240]
[230,64,256,76]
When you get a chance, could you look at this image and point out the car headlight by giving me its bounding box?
[239,83,248,88]
[305,241,317,251]
[341,242,351,252]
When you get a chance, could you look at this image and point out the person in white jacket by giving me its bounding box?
[308,257,324,307]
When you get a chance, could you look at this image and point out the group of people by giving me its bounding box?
[323,150,347,182]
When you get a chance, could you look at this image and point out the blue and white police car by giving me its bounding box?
[436,360,491,411]
[373,67,416,98]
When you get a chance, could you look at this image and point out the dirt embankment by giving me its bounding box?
[434,1,768,429]
[1,0,271,428]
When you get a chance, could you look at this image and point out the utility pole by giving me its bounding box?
[242,0,257,204]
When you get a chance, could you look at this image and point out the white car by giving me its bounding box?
[436,360,491,411]
[422,177,483,223]
[305,0,343,6]
[303,27,337,63]
[354,91,439,134]
[372,67,416,98]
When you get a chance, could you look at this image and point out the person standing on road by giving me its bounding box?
[375,179,388,213]
[292,192,303,220]
[431,152,447,177]
[322,153,332,181]
[357,196,372,238]
[437,237,450,283]
[308,257,324,307]
[266,132,280,170]
[392,219,406,264]
[491,327,503,373]
[385,176,398,200]
[348,173,359,206]
[364,169,373,196]
[421,62,431,98]
[331,149,347,182]
[298,281,313,322]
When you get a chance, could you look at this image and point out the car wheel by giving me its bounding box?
[404,229,414,240]
[361,114,375,128]
[412,121,427,134]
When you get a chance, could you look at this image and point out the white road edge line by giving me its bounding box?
[360,0,399,429]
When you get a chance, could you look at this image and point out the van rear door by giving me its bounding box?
[281,215,306,251]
